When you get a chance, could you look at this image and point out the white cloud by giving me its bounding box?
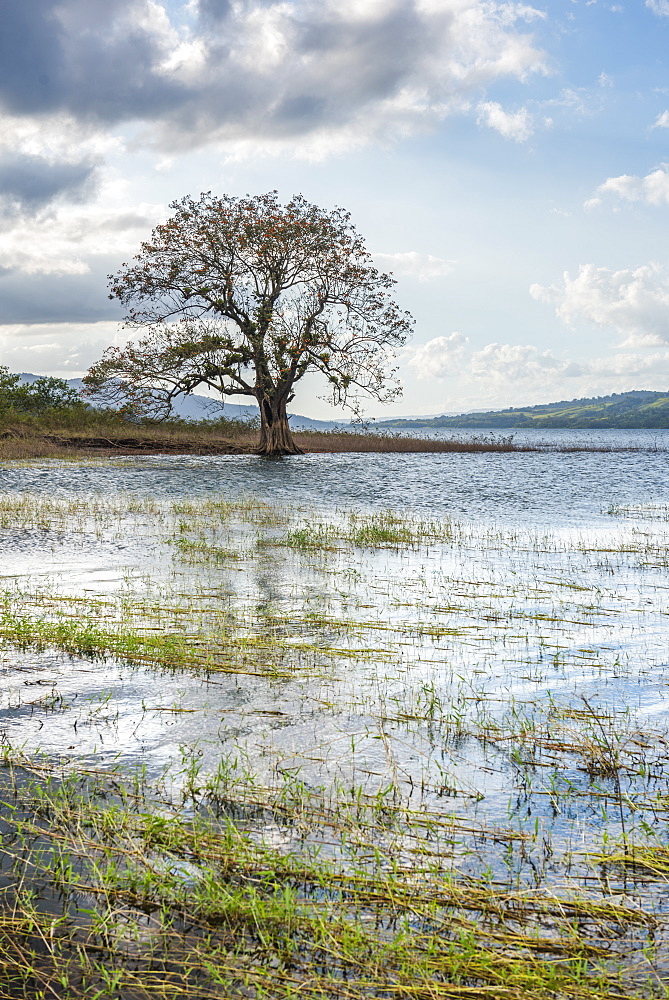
[0,113,121,164]
[408,335,582,385]
[0,0,548,158]
[0,173,165,275]
[646,0,669,15]
[177,0,547,154]
[530,262,669,346]
[587,350,669,377]
[408,332,469,377]
[476,101,533,141]
[407,335,669,412]
[0,0,549,316]
[14,320,669,407]
[653,110,669,128]
[541,87,593,117]
[470,341,583,381]
[0,0,550,333]
[374,251,455,282]
[585,165,669,208]
[0,322,132,376]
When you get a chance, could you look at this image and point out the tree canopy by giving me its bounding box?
[0,369,84,415]
[84,191,413,454]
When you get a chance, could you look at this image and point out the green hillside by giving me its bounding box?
[380,390,669,430]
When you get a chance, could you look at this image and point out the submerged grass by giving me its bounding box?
[0,492,669,994]
[0,753,660,1000]
[0,594,374,676]
[270,511,455,551]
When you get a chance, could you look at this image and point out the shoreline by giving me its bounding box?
[0,426,525,458]
[0,425,665,459]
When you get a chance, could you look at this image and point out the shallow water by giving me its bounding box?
[1,439,668,526]
[402,424,669,451]
[2,451,669,902]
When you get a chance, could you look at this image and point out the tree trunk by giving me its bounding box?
[257,393,303,456]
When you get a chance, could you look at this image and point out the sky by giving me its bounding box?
[1,0,669,418]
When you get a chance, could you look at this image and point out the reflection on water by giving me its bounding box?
[1,455,669,902]
[0,449,668,996]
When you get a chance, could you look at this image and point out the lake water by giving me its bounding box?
[397,424,669,450]
[1,427,668,528]
[2,439,669,908]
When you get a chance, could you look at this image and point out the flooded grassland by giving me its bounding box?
[1,453,669,997]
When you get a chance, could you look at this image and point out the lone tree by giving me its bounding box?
[84,191,413,455]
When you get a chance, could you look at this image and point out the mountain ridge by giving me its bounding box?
[377,390,669,430]
[17,374,344,431]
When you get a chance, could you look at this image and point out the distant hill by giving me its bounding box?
[17,374,345,430]
[378,390,669,430]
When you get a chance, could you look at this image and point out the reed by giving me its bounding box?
[0,413,636,457]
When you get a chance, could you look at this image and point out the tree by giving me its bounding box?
[0,368,85,415]
[84,191,414,455]
[19,376,85,414]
